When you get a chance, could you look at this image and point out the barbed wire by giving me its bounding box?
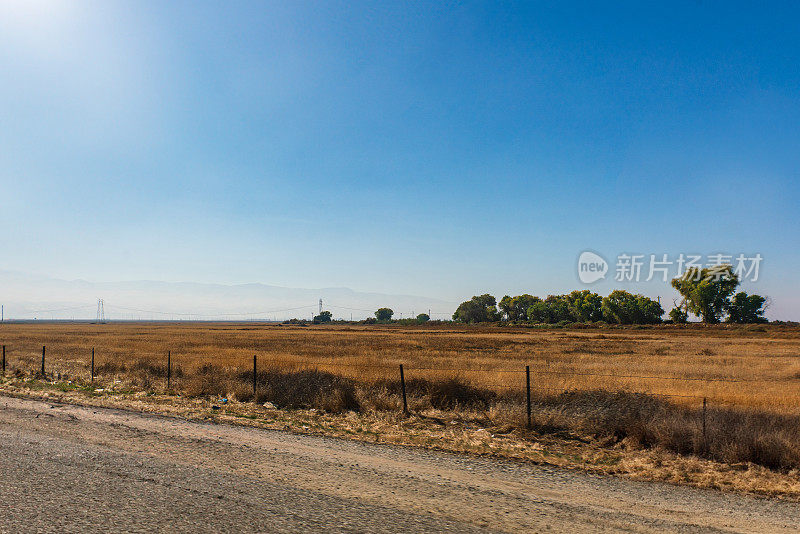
[524,368,764,383]
[0,343,785,385]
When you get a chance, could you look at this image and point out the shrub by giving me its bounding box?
[238,369,360,413]
[532,389,800,470]
[669,307,688,324]
[378,377,495,411]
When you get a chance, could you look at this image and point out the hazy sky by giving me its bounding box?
[1,1,798,319]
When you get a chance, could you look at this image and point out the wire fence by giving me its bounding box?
[0,342,776,409]
[0,342,739,440]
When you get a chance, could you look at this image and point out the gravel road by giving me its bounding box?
[0,396,797,533]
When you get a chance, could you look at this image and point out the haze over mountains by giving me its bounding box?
[0,271,455,321]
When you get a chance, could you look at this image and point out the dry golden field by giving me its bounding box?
[0,321,798,414]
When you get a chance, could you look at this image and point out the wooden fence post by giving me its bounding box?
[702,397,707,452]
[41,345,45,377]
[400,364,408,414]
[91,348,95,383]
[2,345,5,375]
[167,351,171,389]
[526,365,532,430]
[253,354,257,400]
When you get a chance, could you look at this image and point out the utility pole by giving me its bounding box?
[96,299,105,323]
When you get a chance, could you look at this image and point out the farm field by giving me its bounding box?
[0,321,798,414]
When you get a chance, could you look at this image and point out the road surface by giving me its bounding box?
[0,396,797,533]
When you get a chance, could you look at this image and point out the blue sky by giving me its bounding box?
[1,1,798,319]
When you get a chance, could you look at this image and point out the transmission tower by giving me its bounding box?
[96,299,105,323]
[319,298,323,315]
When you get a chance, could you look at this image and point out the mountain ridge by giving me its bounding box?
[0,270,455,320]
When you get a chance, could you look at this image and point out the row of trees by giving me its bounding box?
[453,265,767,325]
[453,290,664,325]
[374,308,431,323]
[308,266,766,325]
[312,307,432,324]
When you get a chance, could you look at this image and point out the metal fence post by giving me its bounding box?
[400,364,408,414]
[91,348,95,383]
[41,345,45,377]
[253,354,257,400]
[526,365,532,430]
[167,351,171,389]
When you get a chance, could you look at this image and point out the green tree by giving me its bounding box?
[313,310,332,323]
[668,307,688,324]
[566,290,603,322]
[544,295,572,323]
[601,290,635,324]
[375,308,394,322]
[416,313,430,323]
[601,290,663,324]
[527,300,551,323]
[452,294,499,323]
[726,292,767,323]
[633,294,664,324]
[523,294,572,323]
[671,265,739,323]
[499,294,540,321]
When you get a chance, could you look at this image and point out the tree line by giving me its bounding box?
[452,290,664,324]
[452,265,767,325]
[310,307,431,325]
[304,265,768,326]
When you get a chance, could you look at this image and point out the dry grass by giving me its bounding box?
[2,321,800,474]
[1,321,798,411]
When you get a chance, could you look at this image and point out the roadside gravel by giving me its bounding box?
[0,396,797,533]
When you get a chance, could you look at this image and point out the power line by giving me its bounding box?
[27,304,96,314]
[328,304,375,313]
[16,300,455,320]
[104,303,318,318]
[328,304,452,316]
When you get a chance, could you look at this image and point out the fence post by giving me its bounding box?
[526,365,532,430]
[399,364,408,414]
[702,397,707,452]
[253,354,257,400]
[91,348,95,383]
[167,351,171,389]
[2,345,5,375]
[41,345,45,377]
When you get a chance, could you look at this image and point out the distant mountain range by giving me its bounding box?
[0,270,456,321]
